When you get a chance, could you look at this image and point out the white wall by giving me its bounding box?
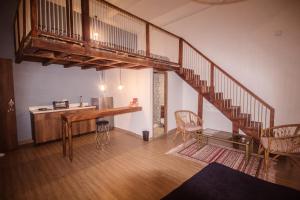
[167,71,183,131]
[104,68,153,137]
[203,99,232,132]
[182,80,198,114]
[103,69,198,135]
[163,0,300,128]
[13,62,101,142]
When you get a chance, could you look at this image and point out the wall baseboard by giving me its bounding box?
[113,127,143,138]
[18,139,34,146]
[17,127,158,146]
[167,128,176,135]
[113,127,155,141]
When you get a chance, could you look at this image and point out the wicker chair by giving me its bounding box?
[260,124,300,174]
[174,110,203,142]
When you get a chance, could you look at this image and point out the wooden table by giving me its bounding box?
[197,131,253,163]
[61,106,142,161]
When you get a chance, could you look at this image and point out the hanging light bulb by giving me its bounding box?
[93,32,99,41]
[118,68,124,90]
[98,71,106,91]
[117,84,124,90]
[99,84,106,91]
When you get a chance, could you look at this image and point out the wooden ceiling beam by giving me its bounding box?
[81,61,121,70]
[42,52,70,66]
[42,59,56,66]
[30,38,178,71]
[123,63,140,68]
[64,57,101,68]
[96,66,114,71]
[81,65,99,70]
[105,61,123,67]
[23,53,82,63]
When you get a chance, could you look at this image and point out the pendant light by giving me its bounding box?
[118,68,124,90]
[98,71,106,91]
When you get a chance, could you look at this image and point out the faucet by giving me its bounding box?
[80,96,83,107]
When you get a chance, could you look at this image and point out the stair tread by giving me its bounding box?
[223,106,240,109]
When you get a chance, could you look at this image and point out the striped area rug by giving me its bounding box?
[167,139,276,182]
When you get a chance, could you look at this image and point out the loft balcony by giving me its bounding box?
[14,0,184,71]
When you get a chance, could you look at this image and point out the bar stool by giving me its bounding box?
[95,120,110,149]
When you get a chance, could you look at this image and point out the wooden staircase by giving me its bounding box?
[177,66,274,140]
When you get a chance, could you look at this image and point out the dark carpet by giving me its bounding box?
[162,162,300,200]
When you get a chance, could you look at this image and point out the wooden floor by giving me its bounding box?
[0,129,299,200]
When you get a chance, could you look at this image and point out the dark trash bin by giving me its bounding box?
[142,131,149,141]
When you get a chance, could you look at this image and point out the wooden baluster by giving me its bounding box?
[66,0,73,38]
[230,81,233,116]
[250,96,252,127]
[270,109,275,128]
[234,84,237,118]
[193,51,197,82]
[253,99,255,128]
[146,23,150,57]
[23,0,27,39]
[49,0,51,32]
[265,106,267,129]
[52,1,54,33]
[57,0,60,34]
[81,0,90,44]
[260,103,263,127]
[221,72,225,102]
[248,94,250,127]
[178,38,183,73]
[240,86,242,116]
[198,93,203,119]
[215,69,218,99]
[30,0,38,36]
[218,69,220,99]
[210,63,214,99]
[15,12,20,53]
[226,78,229,108]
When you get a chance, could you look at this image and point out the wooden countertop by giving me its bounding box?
[29,105,96,114]
[62,106,142,123]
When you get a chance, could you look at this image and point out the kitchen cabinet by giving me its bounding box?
[30,107,96,144]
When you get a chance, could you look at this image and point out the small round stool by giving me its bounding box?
[95,120,110,149]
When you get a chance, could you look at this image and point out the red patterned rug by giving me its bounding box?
[167,139,276,182]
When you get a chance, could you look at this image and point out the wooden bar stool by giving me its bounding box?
[95,120,110,149]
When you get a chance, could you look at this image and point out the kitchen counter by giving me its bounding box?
[29,103,96,114]
[30,102,97,144]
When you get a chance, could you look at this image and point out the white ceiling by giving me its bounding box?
[106,0,213,27]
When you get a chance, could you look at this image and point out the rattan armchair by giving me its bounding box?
[260,124,300,174]
[174,110,203,142]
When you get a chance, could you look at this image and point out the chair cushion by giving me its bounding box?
[261,137,300,153]
[185,123,202,132]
